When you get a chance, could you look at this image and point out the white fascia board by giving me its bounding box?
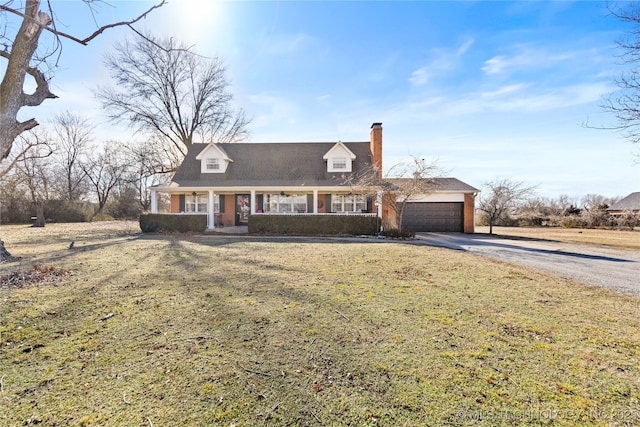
[399,192,466,203]
[195,144,233,162]
[322,141,357,160]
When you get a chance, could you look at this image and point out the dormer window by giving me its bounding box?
[332,157,347,170]
[324,142,356,173]
[206,158,220,171]
[196,144,233,173]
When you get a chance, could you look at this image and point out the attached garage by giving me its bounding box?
[386,178,480,233]
[402,202,464,232]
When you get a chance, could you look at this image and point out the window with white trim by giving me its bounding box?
[331,194,367,213]
[264,194,307,213]
[332,157,347,170]
[205,158,220,171]
[184,194,220,213]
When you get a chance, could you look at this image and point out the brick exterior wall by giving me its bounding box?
[170,194,180,213]
[464,193,475,234]
[370,123,383,179]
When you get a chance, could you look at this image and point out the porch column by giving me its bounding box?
[313,190,318,214]
[250,190,256,215]
[150,190,158,213]
[376,191,383,218]
[207,190,215,230]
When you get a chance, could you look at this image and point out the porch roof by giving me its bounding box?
[384,177,479,193]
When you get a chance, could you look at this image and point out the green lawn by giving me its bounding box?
[0,222,639,426]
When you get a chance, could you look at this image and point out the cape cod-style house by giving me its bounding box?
[150,123,478,233]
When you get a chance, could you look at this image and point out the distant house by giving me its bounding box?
[150,123,478,233]
[607,192,640,215]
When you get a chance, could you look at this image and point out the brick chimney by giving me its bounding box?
[370,122,382,178]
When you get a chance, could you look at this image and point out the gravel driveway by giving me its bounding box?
[416,233,640,296]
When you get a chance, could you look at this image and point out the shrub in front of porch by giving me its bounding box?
[139,214,207,233]
[248,214,380,235]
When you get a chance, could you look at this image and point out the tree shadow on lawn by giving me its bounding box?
[1,235,142,270]
[147,237,444,424]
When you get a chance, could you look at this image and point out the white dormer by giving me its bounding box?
[195,144,233,173]
[323,141,356,173]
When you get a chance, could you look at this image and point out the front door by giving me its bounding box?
[235,194,250,225]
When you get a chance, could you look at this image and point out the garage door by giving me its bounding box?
[402,202,464,232]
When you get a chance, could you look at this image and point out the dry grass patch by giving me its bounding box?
[476,226,640,251]
[0,222,639,426]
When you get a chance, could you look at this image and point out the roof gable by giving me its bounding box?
[322,141,357,160]
[195,144,233,161]
[384,177,479,193]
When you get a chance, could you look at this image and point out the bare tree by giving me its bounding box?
[81,143,131,216]
[0,129,53,258]
[598,2,640,151]
[13,130,54,227]
[384,157,442,231]
[51,111,93,201]
[0,0,165,161]
[346,155,441,232]
[0,127,53,181]
[477,178,535,235]
[0,0,163,261]
[96,33,250,164]
[120,140,173,211]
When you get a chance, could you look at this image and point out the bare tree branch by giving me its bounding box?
[97,32,250,172]
[0,1,165,46]
[597,2,640,147]
[0,0,165,162]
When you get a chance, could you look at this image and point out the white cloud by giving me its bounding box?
[316,94,331,105]
[409,39,474,86]
[261,33,314,55]
[482,45,585,75]
[246,92,299,137]
[409,67,431,86]
[457,38,475,56]
[482,55,509,75]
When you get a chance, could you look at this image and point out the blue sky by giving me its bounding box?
[13,0,640,199]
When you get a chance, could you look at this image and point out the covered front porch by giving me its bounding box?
[149,186,381,231]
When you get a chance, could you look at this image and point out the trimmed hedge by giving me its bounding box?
[139,214,207,233]
[248,214,380,236]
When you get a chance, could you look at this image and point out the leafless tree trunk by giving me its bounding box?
[96,33,250,166]
[0,0,165,161]
[0,240,11,261]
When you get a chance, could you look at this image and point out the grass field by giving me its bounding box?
[1,222,639,426]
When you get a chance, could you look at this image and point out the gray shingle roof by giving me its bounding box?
[608,192,640,211]
[385,177,479,193]
[172,141,373,187]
